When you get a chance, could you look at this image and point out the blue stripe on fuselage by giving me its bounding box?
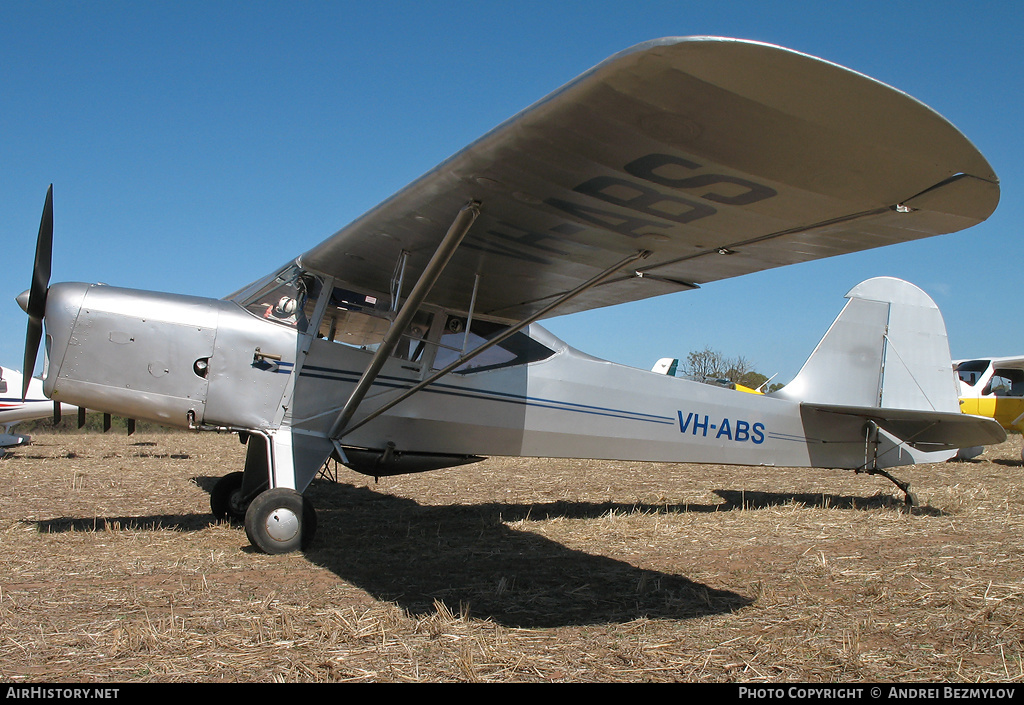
[298,364,675,425]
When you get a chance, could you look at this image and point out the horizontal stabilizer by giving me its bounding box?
[807,403,1006,451]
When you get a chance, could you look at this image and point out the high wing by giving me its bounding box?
[294,36,999,322]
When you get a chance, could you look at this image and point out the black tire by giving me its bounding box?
[210,471,247,522]
[244,488,317,554]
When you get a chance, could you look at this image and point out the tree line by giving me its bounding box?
[676,346,784,393]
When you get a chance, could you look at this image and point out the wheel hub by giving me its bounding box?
[264,507,300,543]
[228,490,247,516]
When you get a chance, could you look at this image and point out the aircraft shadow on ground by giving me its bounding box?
[30,479,937,628]
[297,482,754,627]
[711,489,946,516]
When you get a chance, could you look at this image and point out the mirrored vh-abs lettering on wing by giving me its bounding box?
[549,152,780,238]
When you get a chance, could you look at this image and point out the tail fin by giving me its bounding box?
[774,277,959,412]
[774,277,1005,453]
[652,358,678,376]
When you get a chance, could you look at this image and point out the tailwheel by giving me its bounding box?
[210,471,248,523]
[244,487,317,554]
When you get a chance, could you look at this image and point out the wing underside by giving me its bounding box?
[296,37,998,322]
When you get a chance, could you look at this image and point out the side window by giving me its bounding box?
[986,368,1024,397]
[317,287,391,348]
[317,286,434,364]
[433,318,554,374]
[1011,370,1024,397]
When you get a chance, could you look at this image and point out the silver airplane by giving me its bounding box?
[17,37,1003,553]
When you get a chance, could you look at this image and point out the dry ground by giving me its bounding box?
[0,429,1022,683]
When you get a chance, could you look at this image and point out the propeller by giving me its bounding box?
[22,185,53,400]
[18,186,137,437]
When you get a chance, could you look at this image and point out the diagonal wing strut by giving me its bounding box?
[332,248,651,440]
[328,201,481,438]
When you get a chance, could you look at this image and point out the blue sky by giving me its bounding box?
[2,1,1021,384]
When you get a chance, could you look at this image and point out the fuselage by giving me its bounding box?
[38,272,924,486]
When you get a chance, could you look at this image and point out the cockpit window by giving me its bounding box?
[317,287,391,348]
[986,368,1024,397]
[235,269,554,376]
[956,360,990,387]
[315,285,434,364]
[433,318,554,374]
[238,265,320,332]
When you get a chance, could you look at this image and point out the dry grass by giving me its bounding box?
[0,430,1021,682]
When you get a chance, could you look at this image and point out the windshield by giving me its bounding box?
[237,265,320,332]
[955,360,990,387]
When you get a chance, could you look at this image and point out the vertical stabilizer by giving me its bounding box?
[773,277,960,413]
[652,358,678,376]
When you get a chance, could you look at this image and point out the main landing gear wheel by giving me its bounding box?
[210,471,248,522]
[244,488,317,554]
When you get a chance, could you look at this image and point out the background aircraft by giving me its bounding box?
[955,356,1024,461]
[16,37,1003,553]
[651,358,678,376]
[651,359,768,394]
[0,363,135,447]
[0,365,78,448]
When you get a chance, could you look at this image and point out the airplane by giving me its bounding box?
[954,356,1024,461]
[0,365,79,448]
[16,37,1004,554]
[651,358,678,376]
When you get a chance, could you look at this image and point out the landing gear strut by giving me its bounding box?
[210,431,318,553]
[858,467,918,506]
[860,420,918,506]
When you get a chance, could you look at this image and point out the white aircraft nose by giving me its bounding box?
[16,289,30,313]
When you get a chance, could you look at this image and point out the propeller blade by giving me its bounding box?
[22,316,42,400]
[22,185,53,400]
[52,401,62,426]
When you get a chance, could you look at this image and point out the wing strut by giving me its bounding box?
[333,248,651,440]
[328,201,482,438]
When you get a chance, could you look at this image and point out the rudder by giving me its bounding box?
[773,277,960,414]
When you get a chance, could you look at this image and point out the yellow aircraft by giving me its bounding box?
[955,356,1024,460]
